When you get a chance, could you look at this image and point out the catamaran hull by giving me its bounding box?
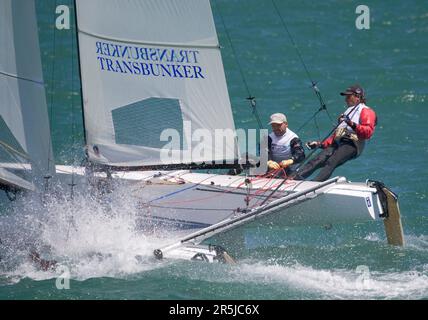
[0,164,403,261]
[0,163,385,229]
[51,166,382,227]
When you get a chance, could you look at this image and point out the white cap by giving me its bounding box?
[269,113,287,124]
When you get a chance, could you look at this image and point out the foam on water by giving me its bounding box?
[241,264,428,299]
[364,232,382,242]
[363,231,428,254]
[217,261,428,299]
[404,234,428,252]
[1,181,427,298]
[1,183,427,299]
[0,183,181,283]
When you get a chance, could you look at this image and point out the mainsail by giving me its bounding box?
[75,0,239,168]
[0,0,54,190]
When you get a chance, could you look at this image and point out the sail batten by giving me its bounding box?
[76,0,239,167]
[76,0,218,46]
[0,70,45,85]
[78,29,221,50]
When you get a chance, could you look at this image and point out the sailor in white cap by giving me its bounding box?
[267,113,305,175]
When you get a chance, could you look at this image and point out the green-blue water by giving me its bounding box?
[0,0,427,300]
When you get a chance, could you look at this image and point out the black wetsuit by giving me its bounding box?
[296,139,359,182]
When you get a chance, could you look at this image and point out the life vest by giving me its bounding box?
[269,129,298,163]
[337,103,368,132]
[334,103,370,157]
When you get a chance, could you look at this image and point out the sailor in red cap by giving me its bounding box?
[296,84,377,181]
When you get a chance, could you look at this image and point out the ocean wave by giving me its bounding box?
[234,261,428,299]
[0,187,182,283]
[405,234,428,252]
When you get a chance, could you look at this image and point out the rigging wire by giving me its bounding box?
[258,102,362,208]
[213,0,263,129]
[73,0,88,148]
[43,0,59,193]
[214,0,333,141]
[70,0,77,200]
[0,141,29,161]
[295,108,322,140]
[270,0,334,129]
[66,0,79,240]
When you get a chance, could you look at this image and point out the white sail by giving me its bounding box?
[0,0,54,188]
[75,0,239,167]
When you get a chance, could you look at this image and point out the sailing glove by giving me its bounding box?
[306,141,320,150]
[267,160,280,170]
[338,114,350,124]
[280,159,294,168]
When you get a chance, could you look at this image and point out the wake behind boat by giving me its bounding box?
[0,0,403,264]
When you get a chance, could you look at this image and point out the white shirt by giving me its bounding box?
[338,103,369,133]
[269,129,298,163]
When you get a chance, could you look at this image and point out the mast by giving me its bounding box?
[73,0,87,148]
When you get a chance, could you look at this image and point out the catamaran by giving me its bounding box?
[0,0,404,263]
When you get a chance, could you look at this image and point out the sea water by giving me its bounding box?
[0,0,427,300]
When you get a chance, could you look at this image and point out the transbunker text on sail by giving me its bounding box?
[95,41,205,79]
